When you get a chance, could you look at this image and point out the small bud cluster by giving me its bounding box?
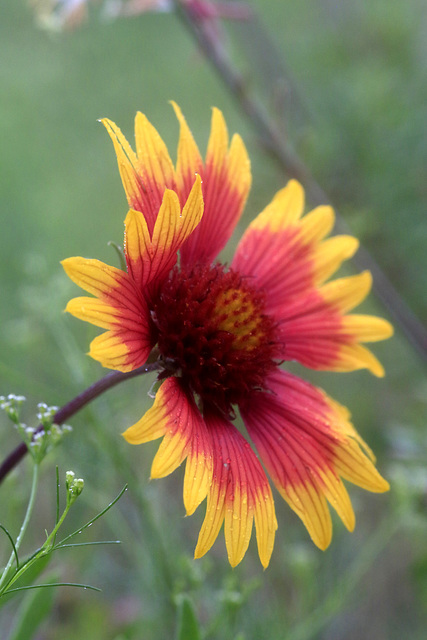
[65,470,85,505]
[37,402,59,425]
[1,394,72,465]
[0,394,27,423]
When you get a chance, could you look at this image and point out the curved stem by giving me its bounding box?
[175,1,427,363]
[0,361,161,485]
[0,463,39,591]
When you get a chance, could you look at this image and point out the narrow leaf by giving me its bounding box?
[0,524,19,569]
[175,595,201,640]
[55,484,127,546]
[6,582,102,594]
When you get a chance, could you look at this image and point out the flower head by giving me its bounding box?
[62,104,393,567]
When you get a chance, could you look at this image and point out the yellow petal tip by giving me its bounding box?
[315,537,331,552]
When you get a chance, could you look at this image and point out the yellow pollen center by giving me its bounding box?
[211,288,265,350]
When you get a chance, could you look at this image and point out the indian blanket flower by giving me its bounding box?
[62,104,393,568]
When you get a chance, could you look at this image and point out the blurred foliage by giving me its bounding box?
[1,0,426,638]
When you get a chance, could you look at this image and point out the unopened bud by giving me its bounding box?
[66,471,84,505]
[65,470,76,487]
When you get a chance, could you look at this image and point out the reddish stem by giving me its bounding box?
[0,362,161,485]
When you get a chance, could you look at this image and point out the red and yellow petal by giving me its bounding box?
[65,296,146,331]
[319,272,373,313]
[232,181,346,305]
[341,315,394,341]
[103,104,250,266]
[87,328,151,372]
[62,257,135,306]
[62,257,153,371]
[241,369,389,549]
[246,179,305,232]
[101,118,151,227]
[275,273,393,376]
[102,115,177,236]
[122,377,213,516]
[124,176,204,292]
[65,296,152,370]
[134,111,176,190]
[133,111,177,231]
[65,297,122,330]
[231,181,387,370]
[180,107,251,266]
[171,101,204,200]
[194,410,277,569]
[311,236,359,286]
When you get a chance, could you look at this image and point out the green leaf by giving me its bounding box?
[107,241,126,270]
[55,484,127,547]
[6,582,101,594]
[7,573,57,640]
[175,595,201,640]
[0,524,19,570]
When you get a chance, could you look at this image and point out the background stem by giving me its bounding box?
[176,1,427,363]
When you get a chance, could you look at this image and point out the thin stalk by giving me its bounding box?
[0,463,39,591]
[0,361,161,485]
[2,506,70,594]
[1,485,128,594]
[3,503,72,593]
[5,582,102,594]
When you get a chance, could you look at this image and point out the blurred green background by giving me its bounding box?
[1,0,426,638]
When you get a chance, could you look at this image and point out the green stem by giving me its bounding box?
[2,506,72,594]
[1,485,127,595]
[43,506,70,551]
[0,463,39,592]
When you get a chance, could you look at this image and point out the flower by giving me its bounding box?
[62,104,393,568]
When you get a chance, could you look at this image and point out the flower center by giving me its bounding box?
[152,263,278,416]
